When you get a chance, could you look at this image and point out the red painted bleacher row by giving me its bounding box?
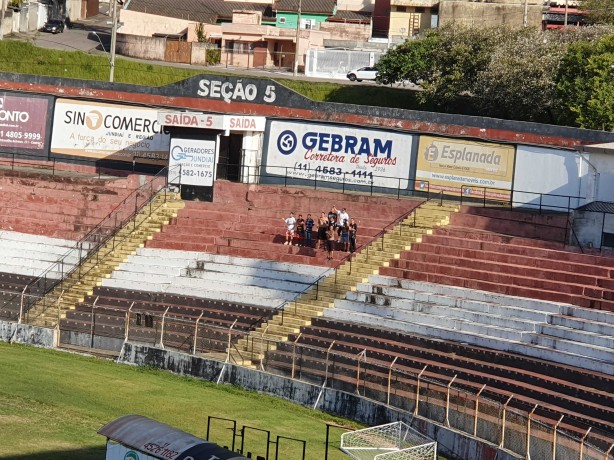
[264,317,614,443]
[0,170,142,240]
[148,182,420,266]
[381,208,614,311]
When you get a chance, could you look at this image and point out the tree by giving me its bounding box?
[556,34,614,130]
[581,0,614,25]
[376,25,507,110]
[473,28,567,123]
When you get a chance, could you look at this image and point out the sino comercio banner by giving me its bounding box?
[51,99,170,165]
[415,135,515,200]
[0,93,48,151]
[265,121,414,188]
[168,138,216,186]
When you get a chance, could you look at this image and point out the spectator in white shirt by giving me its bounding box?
[283,212,296,245]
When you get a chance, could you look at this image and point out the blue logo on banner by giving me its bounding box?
[277,130,297,155]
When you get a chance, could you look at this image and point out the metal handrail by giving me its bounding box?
[21,167,173,316]
[215,161,585,215]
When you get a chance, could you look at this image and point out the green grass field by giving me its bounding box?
[0,40,430,112]
[0,342,361,460]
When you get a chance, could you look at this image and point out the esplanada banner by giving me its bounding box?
[415,135,516,200]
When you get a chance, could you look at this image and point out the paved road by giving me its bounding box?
[9,12,413,88]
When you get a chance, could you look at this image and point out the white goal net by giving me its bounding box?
[340,421,437,460]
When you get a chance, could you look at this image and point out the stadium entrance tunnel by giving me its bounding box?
[340,421,437,460]
[99,414,251,460]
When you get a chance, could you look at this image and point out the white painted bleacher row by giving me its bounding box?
[325,275,614,375]
[0,231,91,279]
[103,248,332,308]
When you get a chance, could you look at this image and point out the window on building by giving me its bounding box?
[603,232,614,248]
[396,6,407,12]
[279,16,286,24]
[415,7,425,12]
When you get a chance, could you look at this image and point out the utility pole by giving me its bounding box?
[0,0,6,40]
[523,0,528,27]
[564,0,569,26]
[109,0,118,82]
[293,0,302,77]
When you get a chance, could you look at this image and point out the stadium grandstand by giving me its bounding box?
[0,72,613,460]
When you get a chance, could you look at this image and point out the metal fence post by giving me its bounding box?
[291,333,302,379]
[193,312,204,355]
[579,427,592,460]
[414,365,428,416]
[89,296,99,349]
[124,301,134,342]
[500,395,514,448]
[159,306,170,349]
[387,357,397,406]
[552,415,564,460]
[526,404,538,460]
[355,349,367,395]
[445,375,457,427]
[18,285,27,324]
[474,384,486,437]
[226,319,237,362]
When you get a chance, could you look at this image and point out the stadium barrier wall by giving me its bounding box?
[120,342,521,460]
[0,320,56,347]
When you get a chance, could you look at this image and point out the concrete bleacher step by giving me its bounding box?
[232,199,458,361]
[27,191,185,327]
[331,275,614,374]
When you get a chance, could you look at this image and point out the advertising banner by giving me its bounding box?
[168,138,216,186]
[0,94,48,151]
[51,99,170,165]
[265,121,414,188]
[105,442,157,460]
[415,135,515,199]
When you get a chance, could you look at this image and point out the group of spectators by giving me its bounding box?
[283,206,358,260]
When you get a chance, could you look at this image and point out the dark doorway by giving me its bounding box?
[217,133,243,182]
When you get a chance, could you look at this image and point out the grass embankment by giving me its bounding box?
[0,40,426,111]
[0,343,359,460]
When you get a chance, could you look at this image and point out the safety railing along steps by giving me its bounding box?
[27,191,184,327]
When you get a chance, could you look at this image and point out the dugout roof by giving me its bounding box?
[99,414,249,460]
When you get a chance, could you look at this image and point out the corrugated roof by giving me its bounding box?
[98,415,250,460]
[329,10,371,21]
[576,201,614,214]
[275,0,336,14]
[126,0,273,23]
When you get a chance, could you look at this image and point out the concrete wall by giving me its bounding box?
[589,152,614,202]
[60,329,124,352]
[116,33,166,62]
[319,22,371,41]
[119,9,190,36]
[0,321,56,348]
[514,145,589,211]
[439,1,543,28]
[120,343,521,460]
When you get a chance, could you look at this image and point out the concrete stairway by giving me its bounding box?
[26,192,184,327]
[230,200,459,365]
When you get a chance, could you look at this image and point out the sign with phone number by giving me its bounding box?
[265,121,414,188]
[0,94,48,150]
[168,138,216,186]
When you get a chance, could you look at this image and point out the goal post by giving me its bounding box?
[340,422,437,460]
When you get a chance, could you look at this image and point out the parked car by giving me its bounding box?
[41,19,65,34]
[346,67,378,82]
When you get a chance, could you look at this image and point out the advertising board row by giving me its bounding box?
[4,92,517,197]
[264,121,516,199]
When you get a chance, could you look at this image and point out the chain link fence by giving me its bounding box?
[59,302,614,459]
